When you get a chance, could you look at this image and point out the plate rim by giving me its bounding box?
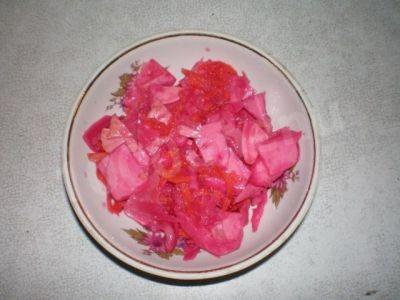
[62,30,320,280]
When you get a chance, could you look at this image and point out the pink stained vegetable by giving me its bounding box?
[257,127,301,182]
[239,200,251,225]
[200,176,227,193]
[226,148,250,189]
[182,241,201,261]
[135,59,176,88]
[154,222,177,253]
[178,125,200,139]
[185,148,202,167]
[96,155,109,180]
[147,100,172,124]
[251,192,267,232]
[176,210,245,257]
[122,59,177,112]
[83,115,112,152]
[249,158,274,187]
[241,119,269,164]
[195,122,230,167]
[219,107,242,155]
[101,115,150,167]
[150,85,181,104]
[235,183,264,203]
[243,92,272,134]
[104,144,148,201]
[124,195,177,226]
[101,115,133,153]
[228,73,253,103]
[83,58,302,260]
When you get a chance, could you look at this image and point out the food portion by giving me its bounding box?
[83,59,301,259]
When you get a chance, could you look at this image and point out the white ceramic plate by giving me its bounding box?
[62,31,319,280]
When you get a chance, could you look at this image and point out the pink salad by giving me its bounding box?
[83,59,301,260]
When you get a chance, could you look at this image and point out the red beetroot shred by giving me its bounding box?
[83,59,301,259]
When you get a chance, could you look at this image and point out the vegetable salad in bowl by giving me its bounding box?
[83,59,301,260]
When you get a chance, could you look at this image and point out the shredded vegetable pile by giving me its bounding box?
[83,59,301,260]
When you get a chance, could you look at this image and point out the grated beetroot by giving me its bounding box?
[83,59,301,259]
